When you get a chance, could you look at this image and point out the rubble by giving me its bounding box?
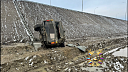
[1,36,127,72]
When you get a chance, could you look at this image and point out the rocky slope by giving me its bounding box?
[1,0,127,44]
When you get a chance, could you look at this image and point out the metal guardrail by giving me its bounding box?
[13,0,34,45]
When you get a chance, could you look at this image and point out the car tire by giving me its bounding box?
[60,43,65,47]
[34,24,42,31]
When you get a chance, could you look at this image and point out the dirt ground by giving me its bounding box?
[1,35,127,72]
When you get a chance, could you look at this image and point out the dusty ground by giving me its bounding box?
[1,35,127,72]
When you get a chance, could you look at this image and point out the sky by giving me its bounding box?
[27,0,127,20]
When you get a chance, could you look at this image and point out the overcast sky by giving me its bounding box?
[27,0,127,20]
